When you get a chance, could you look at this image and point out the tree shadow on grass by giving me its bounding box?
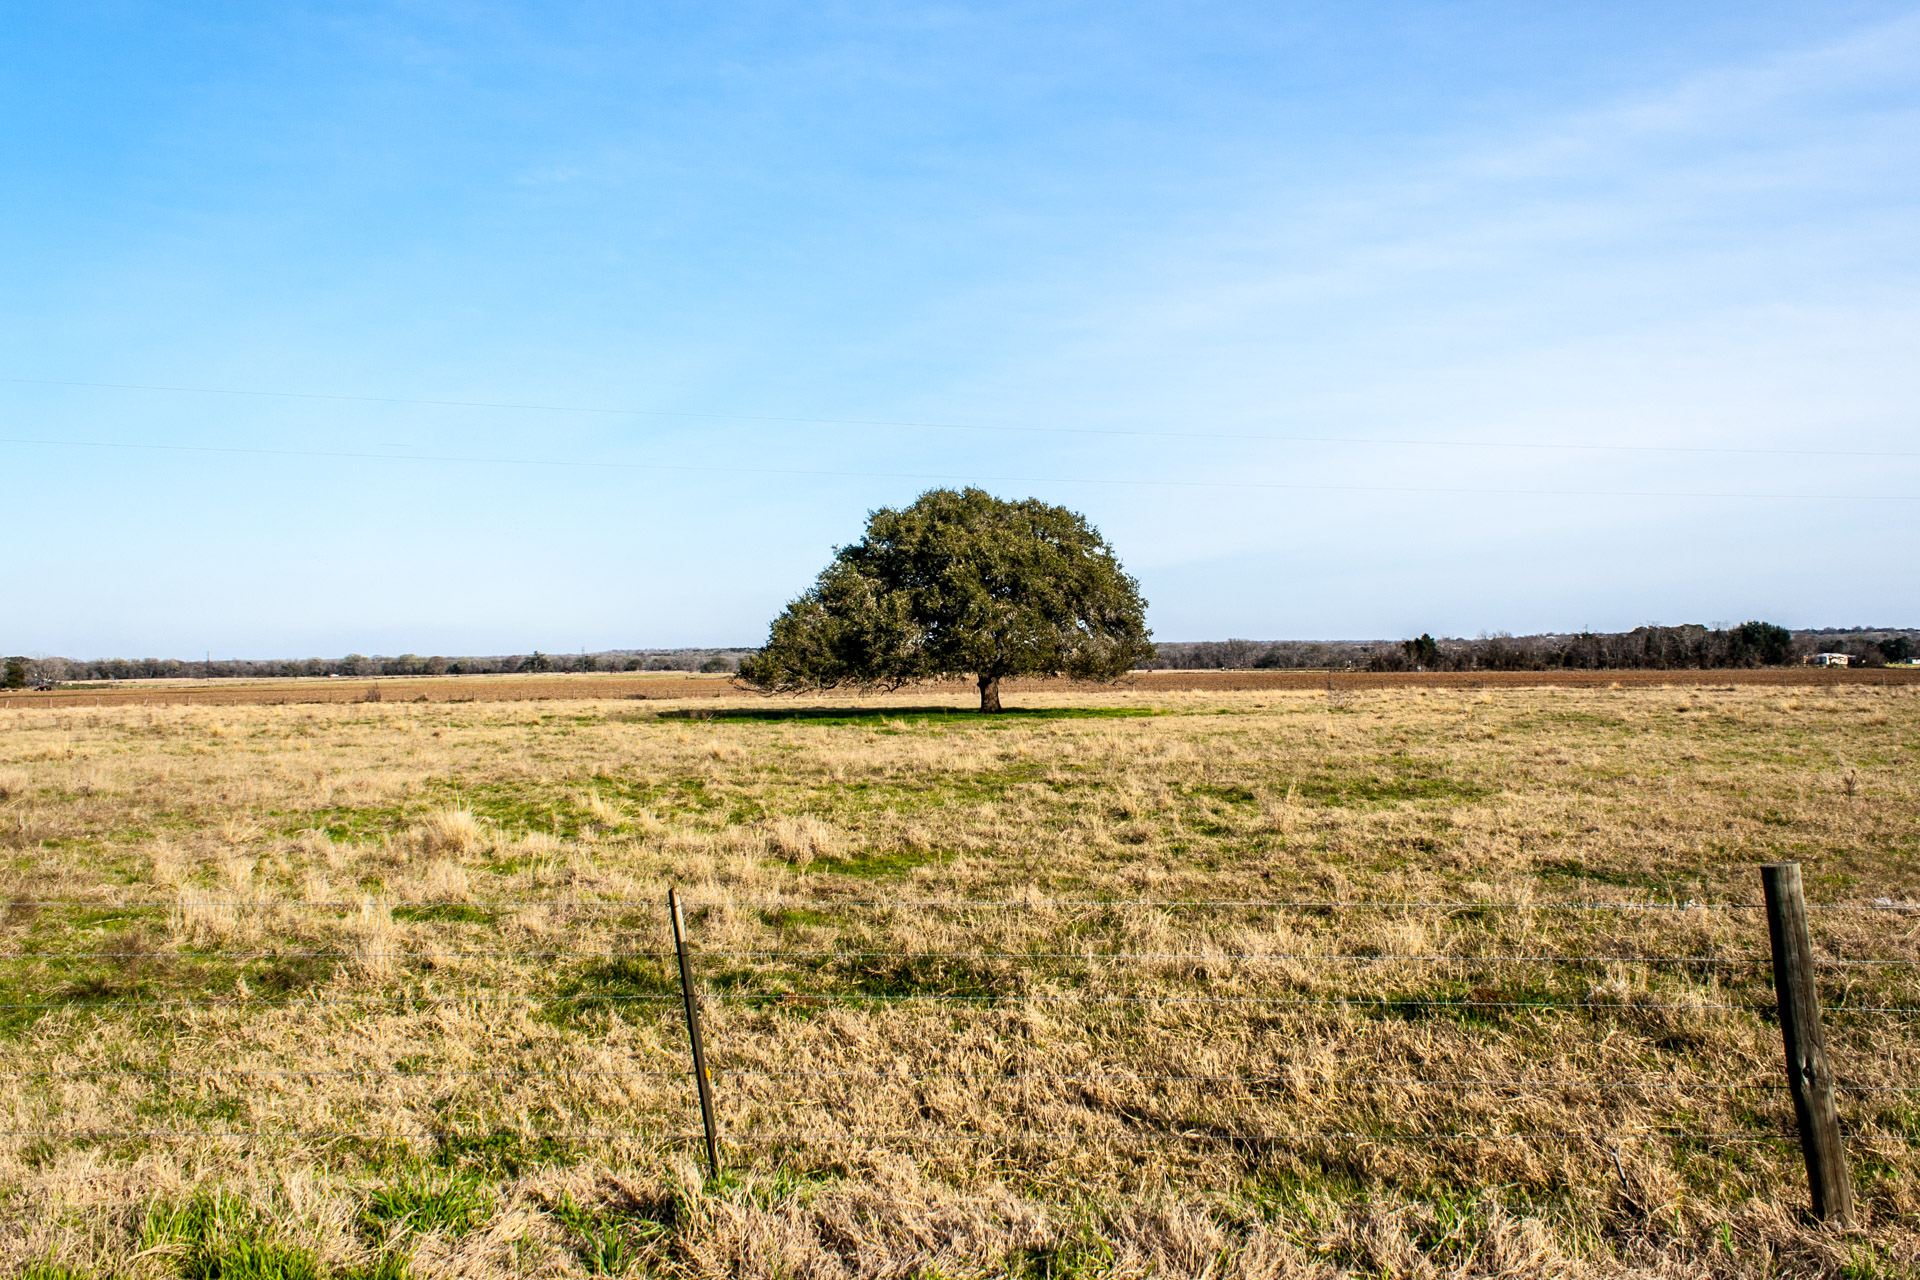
[659,706,1154,727]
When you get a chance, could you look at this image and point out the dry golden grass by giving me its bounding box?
[0,684,1916,1278]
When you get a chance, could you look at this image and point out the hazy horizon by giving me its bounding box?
[19,622,1918,668]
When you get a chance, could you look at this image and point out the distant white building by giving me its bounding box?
[1805,652,1851,667]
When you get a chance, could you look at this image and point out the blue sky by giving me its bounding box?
[3,3,1916,658]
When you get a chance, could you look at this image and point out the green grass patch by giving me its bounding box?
[336,1256,413,1280]
[588,774,723,819]
[390,904,494,925]
[822,846,951,879]
[710,948,1013,1003]
[543,957,681,1027]
[142,1193,322,1280]
[547,1190,670,1276]
[1239,1161,1372,1225]
[301,805,411,842]
[1291,763,1490,808]
[246,953,339,994]
[758,906,830,930]
[13,1263,93,1280]
[0,946,337,1033]
[1534,858,1685,897]
[1004,1227,1118,1280]
[430,1131,572,1177]
[841,952,1009,998]
[362,1166,492,1238]
[1190,783,1259,806]
[448,782,600,837]
[1336,977,1622,1030]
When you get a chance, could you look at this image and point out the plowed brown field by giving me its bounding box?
[3,663,1913,710]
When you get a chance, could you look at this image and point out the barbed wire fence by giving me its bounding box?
[3,863,1917,1227]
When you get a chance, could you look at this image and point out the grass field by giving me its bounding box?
[1,681,1916,1278]
[5,664,1914,710]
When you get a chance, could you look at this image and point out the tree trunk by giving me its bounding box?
[977,674,1003,713]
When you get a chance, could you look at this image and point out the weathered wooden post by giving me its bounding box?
[1760,862,1853,1226]
[669,888,721,1179]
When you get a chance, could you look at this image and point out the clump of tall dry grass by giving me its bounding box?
[172,885,240,945]
[765,815,841,867]
[417,857,471,901]
[417,807,487,858]
[146,837,186,887]
[347,896,398,979]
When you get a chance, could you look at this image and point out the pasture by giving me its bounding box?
[0,681,1916,1278]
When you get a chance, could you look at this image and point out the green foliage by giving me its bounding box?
[1401,633,1441,667]
[2,656,26,689]
[13,1262,92,1280]
[181,1239,322,1280]
[541,954,682,1028]
[336,1256,413,1280]
[142,1193,321,1280]
[361,1166,493,1238]
[548,1193,633,1275]
[1005,1229,1118,1279]
[1730,620,1794,666]
[852,953,1000,999]
[389,903,494,925]
[738,488,1153,710]
[698,655,732,673]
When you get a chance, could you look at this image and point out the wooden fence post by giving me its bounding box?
[669,888,721,1180]
[1760,862,1853,1226]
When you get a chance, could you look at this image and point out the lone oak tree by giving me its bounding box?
[738,488,1154,712]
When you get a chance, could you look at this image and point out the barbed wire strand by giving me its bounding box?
[6,1127,1914,1146]
[8,990,1919,1013]
[8,948,1917,967]
[9,899,1915,920]
[679,900,1917,913]
[706,950,1914,966]
[702,992,1920,1013]
[14,1066,1916,1091]
[0,992,682,1011]
[14,898,1907,911]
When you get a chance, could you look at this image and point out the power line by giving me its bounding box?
[3,435,1914,503]
[2,375,1911,461]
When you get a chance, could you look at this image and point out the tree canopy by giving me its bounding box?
[738,488,1154,711]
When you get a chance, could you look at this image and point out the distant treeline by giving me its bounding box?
[8,625,1915,690]
[1144,625,1918,673]
[4,648,752,686]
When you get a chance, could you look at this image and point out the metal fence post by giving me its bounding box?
[1760,862,1853,1226]
[669,887,721,1180]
